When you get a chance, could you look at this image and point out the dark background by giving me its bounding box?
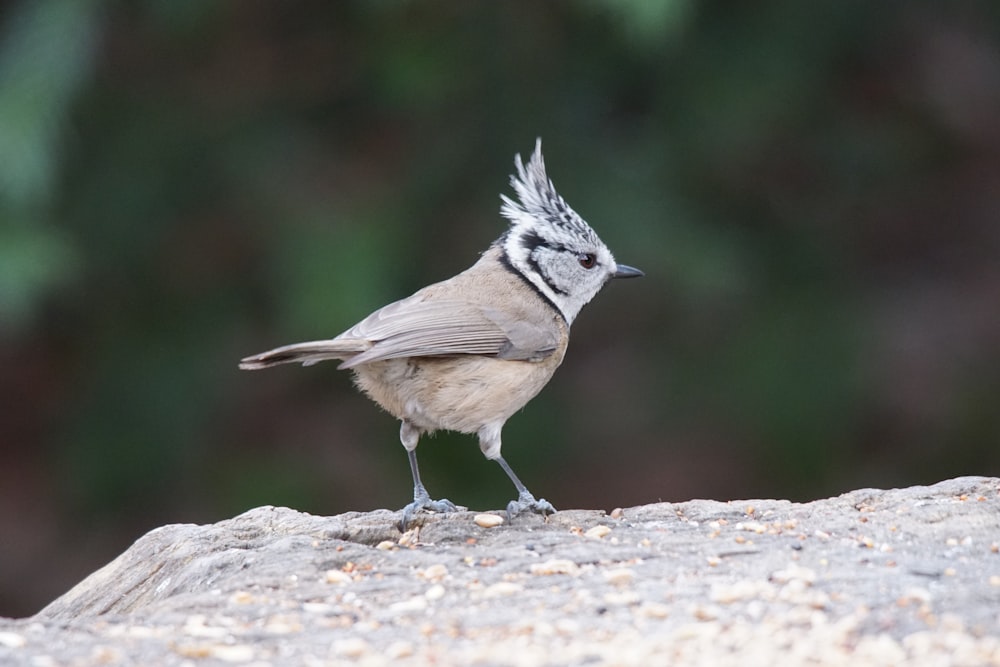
[2,0,998,617]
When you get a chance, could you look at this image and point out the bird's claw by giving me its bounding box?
[506,491,556,522]
[399,494,458,531]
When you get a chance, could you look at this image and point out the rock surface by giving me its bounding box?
[1,477,999,665]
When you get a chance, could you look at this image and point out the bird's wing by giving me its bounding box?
[338,293,560,369]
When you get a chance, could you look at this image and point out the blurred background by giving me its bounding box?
[2,0,999,617]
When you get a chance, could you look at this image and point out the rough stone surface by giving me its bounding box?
[2,477,999,665]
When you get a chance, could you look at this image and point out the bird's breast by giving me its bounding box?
[351,346,566,435]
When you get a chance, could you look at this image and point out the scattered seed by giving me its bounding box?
[735,521,767,534]
[474,513,504,528]
[585,525,612,539]
[771,565,817,585]
[692,604,719,621]
[639,602,670,618]
[211,644,256,663]
[324,569,353,585]
[263,618,301,634]
[230,591,253,604]
[482,582,523,597]
[602,568,635,586]
[603,590,640,606]
[530,559,580,576]
[385,641,414,659]
[399,527,420,547]
[332,638,370,658]
[390,596,428,613]
[419,564,449,581]
[711,580,773,604]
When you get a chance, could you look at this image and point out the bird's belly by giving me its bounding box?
[352,355,563,434]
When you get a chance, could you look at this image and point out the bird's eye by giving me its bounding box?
[578,253,597,269]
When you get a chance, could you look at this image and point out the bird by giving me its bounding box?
[239,139,643,529]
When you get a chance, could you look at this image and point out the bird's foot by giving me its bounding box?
[506,490,556,522]
[399,491,458,531]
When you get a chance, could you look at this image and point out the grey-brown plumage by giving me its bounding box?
[240,139,642,528]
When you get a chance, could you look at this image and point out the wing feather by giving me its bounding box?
[337,293,558,369]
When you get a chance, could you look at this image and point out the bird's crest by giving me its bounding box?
[500,139,600,246]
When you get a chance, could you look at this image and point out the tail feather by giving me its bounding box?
[239,338,370,370]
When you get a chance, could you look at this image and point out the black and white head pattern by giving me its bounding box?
[499,139,622,324]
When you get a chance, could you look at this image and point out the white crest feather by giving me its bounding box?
[500,138,599,245]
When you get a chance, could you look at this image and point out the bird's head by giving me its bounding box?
[499,139,642,324]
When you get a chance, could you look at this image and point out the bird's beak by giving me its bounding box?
[612,263,644,279]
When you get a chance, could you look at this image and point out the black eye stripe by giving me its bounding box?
[519,229,548,253]
[517,229,598,273]
[519,229,573,255]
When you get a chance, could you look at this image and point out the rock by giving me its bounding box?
[2,477,999,665]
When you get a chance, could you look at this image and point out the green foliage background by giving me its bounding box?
[2,0,998,615]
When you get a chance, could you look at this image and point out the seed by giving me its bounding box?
[585,525,612,539]
[474,513,504,528]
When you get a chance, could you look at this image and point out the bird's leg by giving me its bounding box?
[398,422,457,530]
[494,455,556,521]
[477,423,555,521]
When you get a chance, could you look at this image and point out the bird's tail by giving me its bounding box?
[239,338,371,370]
